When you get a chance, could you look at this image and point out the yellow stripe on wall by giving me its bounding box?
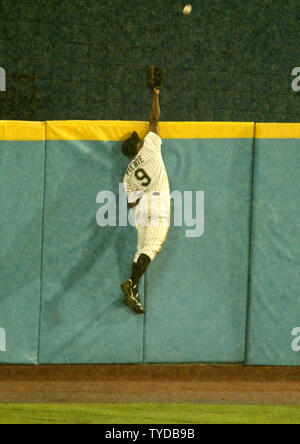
[46,120,150,141]
[46,120,254,141]
[4,121,300,141]
[161,121,254,139]
[0,121,45,140]
[256,123,300,138]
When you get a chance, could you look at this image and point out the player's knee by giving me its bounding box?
[138,253,151,268]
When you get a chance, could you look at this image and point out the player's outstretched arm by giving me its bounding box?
[149,88,160,136]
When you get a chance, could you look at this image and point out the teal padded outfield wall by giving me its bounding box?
[0,121,299,366]
[246,126,300,366]
[143,135,253,364]
[0,124,45,363]
[39,136,143,364]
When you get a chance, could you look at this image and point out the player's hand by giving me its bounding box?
[153,88,160,96]
[129,199,141,208]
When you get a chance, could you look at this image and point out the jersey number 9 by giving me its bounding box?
[135,168,151,187]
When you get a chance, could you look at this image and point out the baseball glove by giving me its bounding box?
[147,65,166,92]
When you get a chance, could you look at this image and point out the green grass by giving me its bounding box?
[0,404,300,424]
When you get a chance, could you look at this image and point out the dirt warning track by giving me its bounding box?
[0,364,299,404]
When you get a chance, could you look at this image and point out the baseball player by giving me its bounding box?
[121,88,170,314]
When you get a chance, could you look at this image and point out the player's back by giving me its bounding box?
[124,131,170,199]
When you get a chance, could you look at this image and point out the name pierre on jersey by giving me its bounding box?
[125,154,151,188]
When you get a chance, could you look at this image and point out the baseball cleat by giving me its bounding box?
[121,279,145,314]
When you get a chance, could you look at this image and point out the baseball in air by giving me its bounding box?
[183,4,192,15]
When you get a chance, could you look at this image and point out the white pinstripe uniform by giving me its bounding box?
[123,131,170,262]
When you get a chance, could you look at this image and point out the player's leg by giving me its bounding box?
[121,216,170,314]
[140,222,170,261]
[141,193,170,261]
[123,222,169,311]
[131,216,170,286]
[121,226,147,314]
[131,253,151,295]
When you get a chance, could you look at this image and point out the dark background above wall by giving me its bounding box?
[0,0,300,122]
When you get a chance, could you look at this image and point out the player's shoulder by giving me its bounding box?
[144,131,162,147]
